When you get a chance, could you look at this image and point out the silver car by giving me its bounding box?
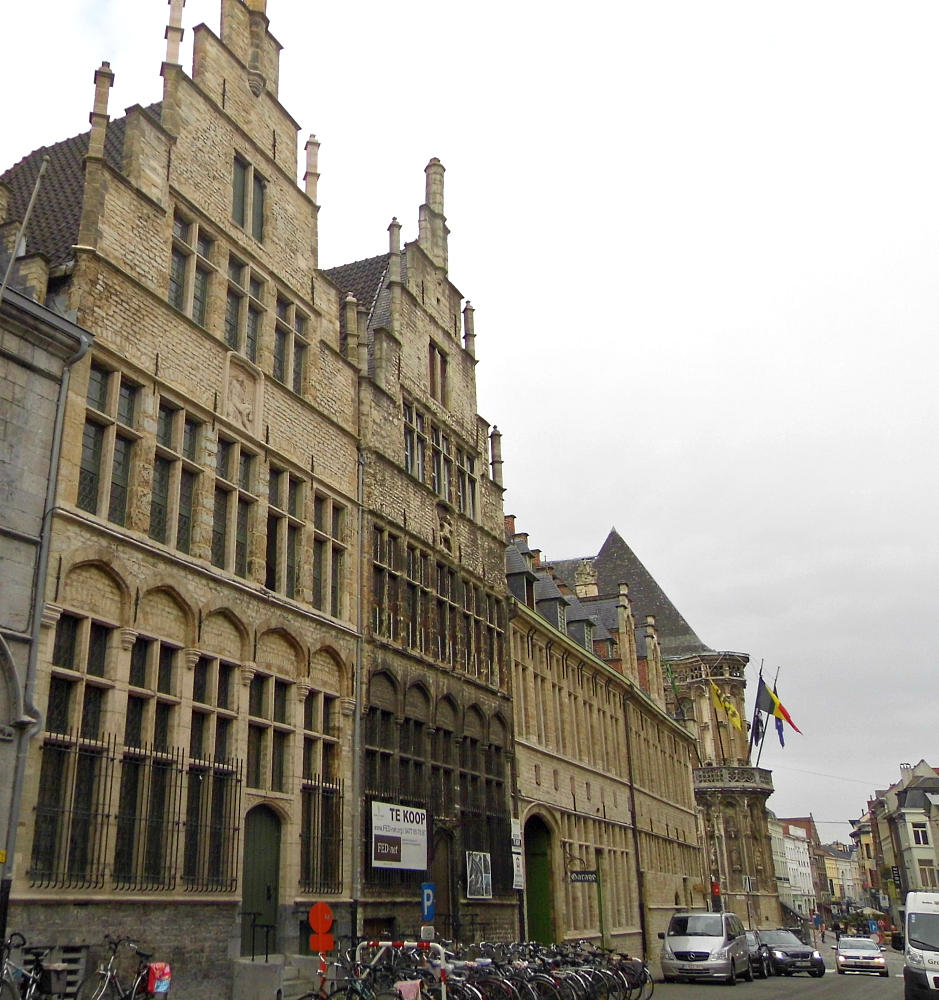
[660,911,752,984]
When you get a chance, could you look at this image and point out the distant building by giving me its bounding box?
[866,760,939,924]
[505,522,703,953]
[820,842,862,916]
[548,530,782,926]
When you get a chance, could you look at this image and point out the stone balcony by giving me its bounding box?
[693,763,775,795]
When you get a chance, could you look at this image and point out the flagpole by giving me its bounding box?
[747,660,764,759]
[755,665,780,767]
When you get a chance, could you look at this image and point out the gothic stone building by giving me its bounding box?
[506,522,704,956]
[0,1,511,996]
[548,530,782,928]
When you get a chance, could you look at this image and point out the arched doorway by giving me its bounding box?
[241,805,281,955]
[524,815,554,944]
[431,829,454,939]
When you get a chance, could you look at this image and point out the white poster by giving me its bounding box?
[511,818,524,889]
[371,801,427,870]
[466,851,492,898]
[512,851,524,890]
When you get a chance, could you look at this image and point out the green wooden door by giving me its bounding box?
[524,816,554,944]
[241,805,281,955]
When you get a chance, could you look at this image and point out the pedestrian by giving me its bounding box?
[833,920,841,942]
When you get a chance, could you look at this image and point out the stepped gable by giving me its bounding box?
[552,528,710,657]
[1,105,161,269]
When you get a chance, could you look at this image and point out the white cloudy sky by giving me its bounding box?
[4,2,937,843]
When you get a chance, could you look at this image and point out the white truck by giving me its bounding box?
[905,891,939,999]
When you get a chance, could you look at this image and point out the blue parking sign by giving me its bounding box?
[421,882,435,922]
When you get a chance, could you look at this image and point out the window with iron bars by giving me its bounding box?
[300,688,342,893]
[31,614,243,893]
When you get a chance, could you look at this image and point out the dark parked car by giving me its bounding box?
[744,929,773,978]
[760,929,826,977]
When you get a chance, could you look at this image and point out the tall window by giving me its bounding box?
[78,362,140,526]
[168,214,214,325]
[372,528,400,641]
[403,403,426,481]
[913,823,930,846]
[312,494,346,618]
[273,296,309,394]
[431,427,452,503]
[212,437,257,579]
[456,447,477,519]
[233,155,265,241]
[428,341,447,403]
[184,654,241,892]
[266,467,304,598]
[150,400,201,553]
[301,688,342,893]
[31,613,115,887]
[224,257,264,363]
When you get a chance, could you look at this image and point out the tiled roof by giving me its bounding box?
[322,253,388,325]
[1,106,159,270]
[551,528,710,658]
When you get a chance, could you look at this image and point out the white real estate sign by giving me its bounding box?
[371,801,427,870]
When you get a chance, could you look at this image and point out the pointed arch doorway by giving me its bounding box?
[241,805,281,955]
[524,815,555,944]
[431,829,454,939]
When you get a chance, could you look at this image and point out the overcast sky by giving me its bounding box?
[4,1,937,844]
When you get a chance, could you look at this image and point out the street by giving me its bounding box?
[653,947,906,999]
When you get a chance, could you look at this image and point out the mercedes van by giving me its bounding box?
[905,891,939,998]
[659,910,751,984]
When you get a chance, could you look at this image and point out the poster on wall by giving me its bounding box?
[511,818,524,889]
[512,852,524,890]
[371,801,427,870]
[466,851,492,898]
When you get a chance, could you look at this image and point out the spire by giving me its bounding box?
[164,0,186,67]
[417,158,449,269]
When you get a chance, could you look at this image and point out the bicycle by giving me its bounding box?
[2,933,68,1000]
[75,935,163,1000]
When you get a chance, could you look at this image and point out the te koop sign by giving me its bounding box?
[371,801,428,870]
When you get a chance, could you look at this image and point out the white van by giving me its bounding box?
[659,910,751,984]
[904,891,939,999]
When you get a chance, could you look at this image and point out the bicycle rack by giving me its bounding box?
[354,940,447,1000]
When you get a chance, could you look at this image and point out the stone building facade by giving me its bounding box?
[0,277,92,941]
[506,523,704,955]
[0,1,509,995]
[548,530,782,928]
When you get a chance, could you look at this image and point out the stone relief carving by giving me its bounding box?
[225,357,261,435]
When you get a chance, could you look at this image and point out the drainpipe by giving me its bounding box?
[350,450,366,943]
[622,695,649,960]
[0,308,92,944]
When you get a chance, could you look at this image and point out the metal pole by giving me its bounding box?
[0,157,49,304]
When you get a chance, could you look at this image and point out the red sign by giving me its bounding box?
[308,901,334,953]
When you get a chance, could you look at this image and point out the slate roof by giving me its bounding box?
[550,528,710,658]
[323,251,411,340]
[1,106,159,270]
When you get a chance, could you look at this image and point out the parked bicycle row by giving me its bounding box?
[2,932,170,1000]
[298,939,655,1000]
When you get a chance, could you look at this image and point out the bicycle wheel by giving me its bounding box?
[75,974,114,1000]
[637,968,653,1000]
[1,978,21,1000]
